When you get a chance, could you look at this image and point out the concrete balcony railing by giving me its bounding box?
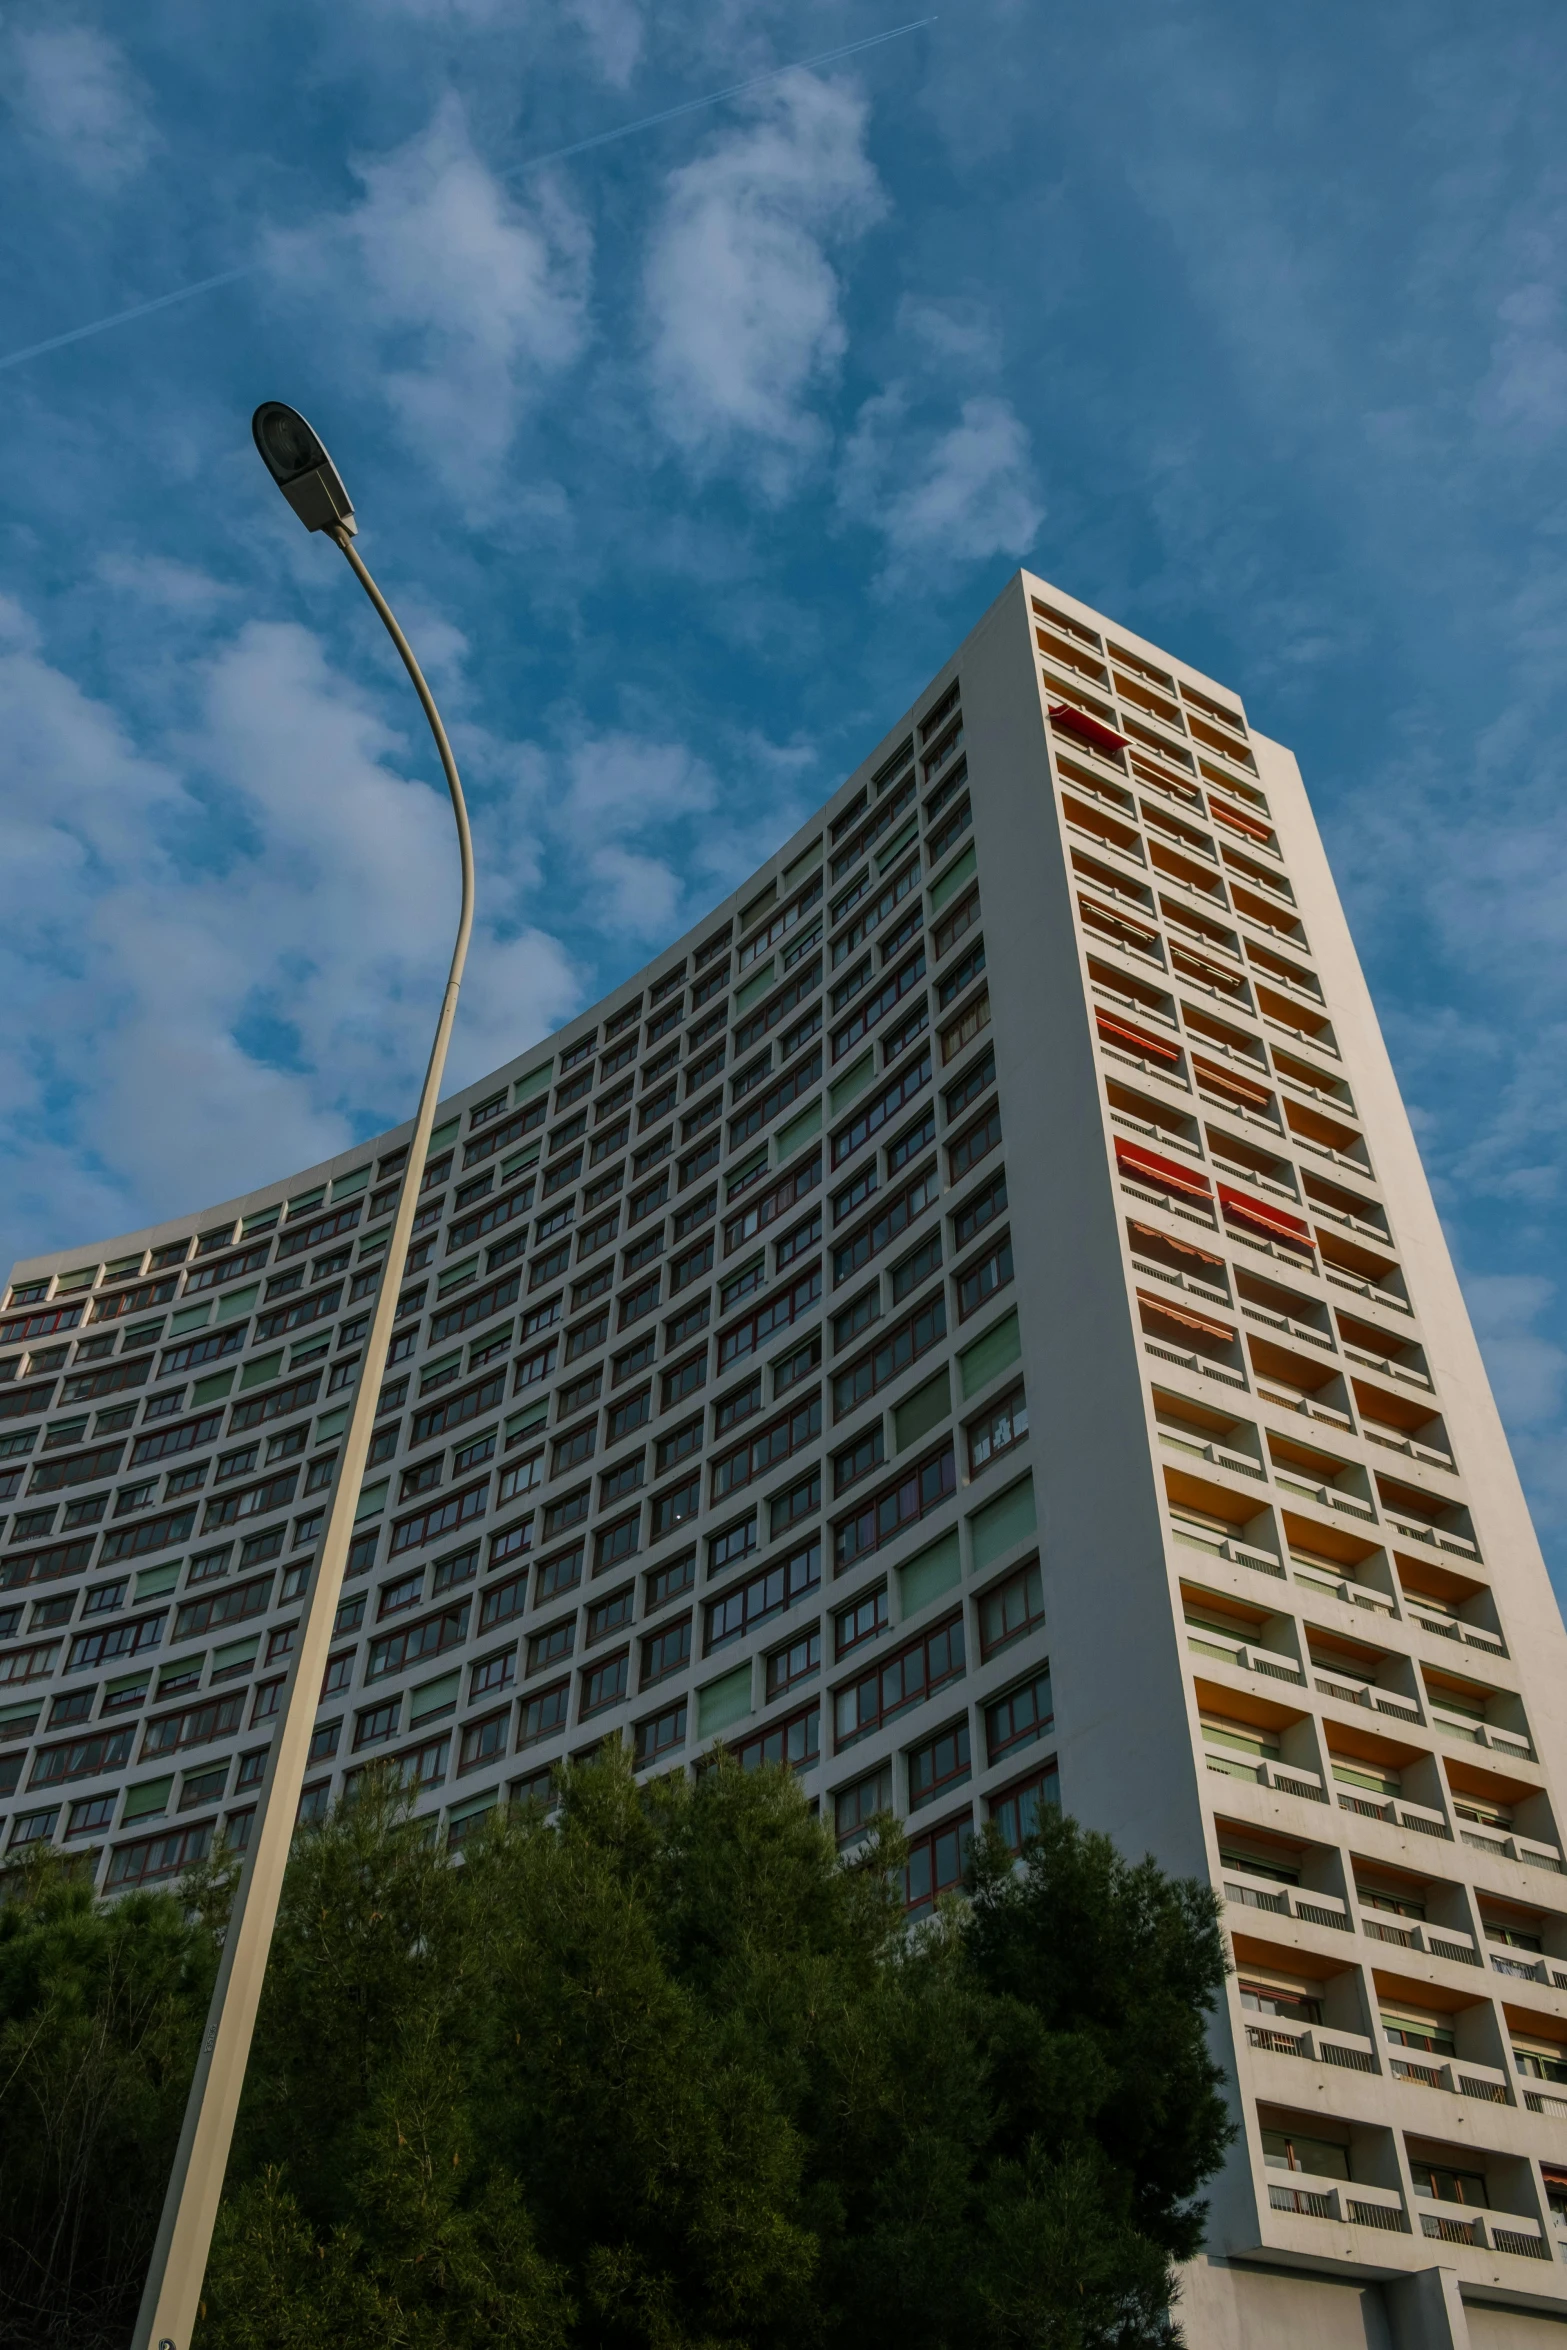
[1312,1670,1422,1725]
[1458,1825,1566,1877]
[1362,1916,1481,1968]
[1429,1708,1533,1763]
[1390,2051,1511,2105]
[1245,2020,1378,2074]
[1489,1948,1567,1990]
[1416,2201,1552,2261]
[1188,1627,1303,1686]
[1267,2171,1407,2232]
[1222,1867,1350,1931]
[1335,1789,1453,1842]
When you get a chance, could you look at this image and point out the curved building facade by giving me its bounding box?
[4,571,1567,2341]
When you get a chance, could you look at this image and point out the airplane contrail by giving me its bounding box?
[0,18,936,379]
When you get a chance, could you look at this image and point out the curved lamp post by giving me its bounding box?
[131,404,476,2350]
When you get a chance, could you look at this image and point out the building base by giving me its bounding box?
[1178,2255,1567,2349]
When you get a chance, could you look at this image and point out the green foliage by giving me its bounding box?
[0,1847,215,2350]
[0,1760,1230,2350]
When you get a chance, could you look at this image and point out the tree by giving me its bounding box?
[0,1754,1230,2350]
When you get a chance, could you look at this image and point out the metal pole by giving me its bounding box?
[130,523,476,2350]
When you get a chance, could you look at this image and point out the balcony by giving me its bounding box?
[1130,1221,1231,1308]
[1223,1866,1350,1930]
[1415,2201,1551,2260]
[1377,1476,1481,1563]
[1245,2019,1378,2071]
[1187,1619,1304,1686]
[1140,1291,1247,1391]
[1268,2172,1408,2232]
[1254,982,1338,1054]
[1317,1229,1410,1314]
[1391,2053,1512,2105]
[1062,790,1144,862]
[1362,1916,1481,1967]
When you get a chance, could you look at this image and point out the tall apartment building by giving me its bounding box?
[2,571,1565,2343]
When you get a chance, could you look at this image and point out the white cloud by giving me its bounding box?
[897,294,1002,370]
[6,24,155,189]
[0,598,579,1252]
[839,389,1044,581]
[641,69,885,498]
[565,0,645,87]
[266,93,591,499]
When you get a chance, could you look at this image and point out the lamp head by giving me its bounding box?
[251,402,357,536]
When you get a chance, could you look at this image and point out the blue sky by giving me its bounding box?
[2,0,1566,1600]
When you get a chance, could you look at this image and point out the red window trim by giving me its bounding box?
[1095,1009,1180,1066]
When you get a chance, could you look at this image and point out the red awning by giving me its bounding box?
[1049,701,1128,755]
[1115,1137,1213,1201]
[1218,1183,1312,1247]
[1136,1289,1235,1344]
[1096,1009,1180,1065]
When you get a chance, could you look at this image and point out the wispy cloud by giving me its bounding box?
[5,23,156,189]
[265,94,592,502]
[641,69,885,498]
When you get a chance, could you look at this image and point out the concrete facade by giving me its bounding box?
[3,571,1565,2337]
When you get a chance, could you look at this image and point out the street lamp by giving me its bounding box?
[131,403,476,2350]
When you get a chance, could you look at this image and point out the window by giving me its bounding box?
[580,1650,629,1718]
[938,938,985,1008]
[518,1680,569,1748]
[770,1469,820,1536]
[651,1475,701,1539]
[645,1550,696,1614]
[710,1393,821,1501]
[952,1170,1007,1250]
[594,1511,641,1573]
[958,1233,1013,1321]
[988,1762,1059,1853]
[984,1667,1053,1764]
[553,1422,596,1476]
[321,1650,355,1697]
[834,1583,886,1657]
[904,1814,971,1913]
[458,1710,510,1775]
[478,1574,527,1633]
[833,1426,885,1495]
[665,1298,710,1348]
[943,1046,995,1124]
[731,1700,819,1776]
[887,1110,937,1177]
[948,1106,1002,1186]
[528,1618,575,1677]
[890,1232,941,1303]
[833,1294,946,1419]
[833,1441,956,1574]
[714,1376,762,1434]
[662,1349,707,1409]
[355,1700,401,1750]
[708,1516,757,1574]
[831,1052,932,1171]
[834,1611,964,1748]
[718,1265,822,1369]
[968,1384,1028,1476]
[613,1334,657,1384]
[907,1721,971,1811]
[704,1538,820,1653]
[766,1628,819,1700]
[586,1587,634,1648]
[1238,1980,1320,2025]
[835,1763,891,1846]
[599,1453,645,1504]
[640,1615,691,1687]
[654,1417,702,1477]
[833,1289,878,1349]
[977,1559,1043,1658]
[833,1165,939,1289]
[634,1699,687,1767]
